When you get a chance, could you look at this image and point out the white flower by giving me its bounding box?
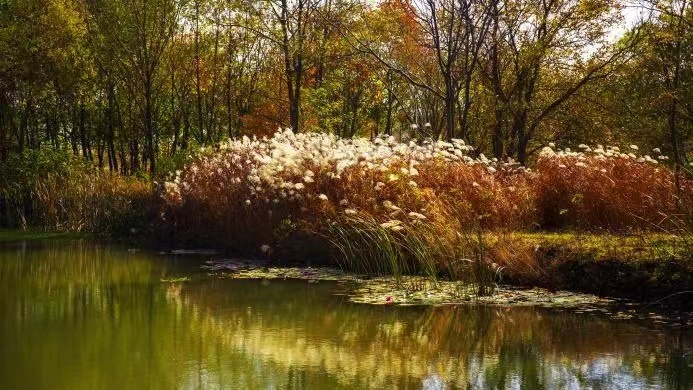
[339,199,349,206]
[540,146,556,158]
[383,200,401,211]
[318,194,329,201]
[630,145,639,150]
[380,220,403,229]
[345,209,357,215]
[294,183,305,190]
[244,199,252,206]
[548,142,556,148]
[652,148,661,154]
[408,212,427,220]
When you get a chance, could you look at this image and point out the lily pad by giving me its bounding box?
[201,261,692,326]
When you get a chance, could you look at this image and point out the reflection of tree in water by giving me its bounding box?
[0,241,690,389]
[178,279,692,389]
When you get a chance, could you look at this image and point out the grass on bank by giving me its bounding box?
[0,229,86,242]
[486,232,692,301]
[490,232,691,265]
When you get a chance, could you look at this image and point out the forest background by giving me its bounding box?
[0,0,689,175]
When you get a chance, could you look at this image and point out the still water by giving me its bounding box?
[0,240,691,389]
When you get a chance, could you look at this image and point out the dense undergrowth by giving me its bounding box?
[2,131,691,295]
[0,150,152,236]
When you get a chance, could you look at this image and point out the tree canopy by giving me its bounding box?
[0,0,690,173]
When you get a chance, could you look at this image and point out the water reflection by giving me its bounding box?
[0,240,690,389]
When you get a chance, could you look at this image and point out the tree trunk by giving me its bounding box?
[119,141,128,175]
[18,97,32,153]
[385,71,393,136]
[170,68,181,154]
[289,67,301,132]
[208,12,221,142]
[460,77,473,140]
[144,79,156,173]
[514,112,529,165]
[79,102,89,161]
[226,67,233,138]
[194,0,205,144]
[444,79,455,140]
[492,99,504,159]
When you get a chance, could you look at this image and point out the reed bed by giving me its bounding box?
[536,144,692,231]
[161,130,691,288]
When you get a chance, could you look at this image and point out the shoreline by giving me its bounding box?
[190,231,693,309]
[2,230,691,311]
[192,260,692,328]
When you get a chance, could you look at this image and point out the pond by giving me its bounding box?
[0,240,691,389]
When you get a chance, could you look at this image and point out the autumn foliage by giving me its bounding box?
[536,145,692,231]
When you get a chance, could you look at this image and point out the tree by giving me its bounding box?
[479,0,636,164]
[411,0,495,139]
[84,0,183,173]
